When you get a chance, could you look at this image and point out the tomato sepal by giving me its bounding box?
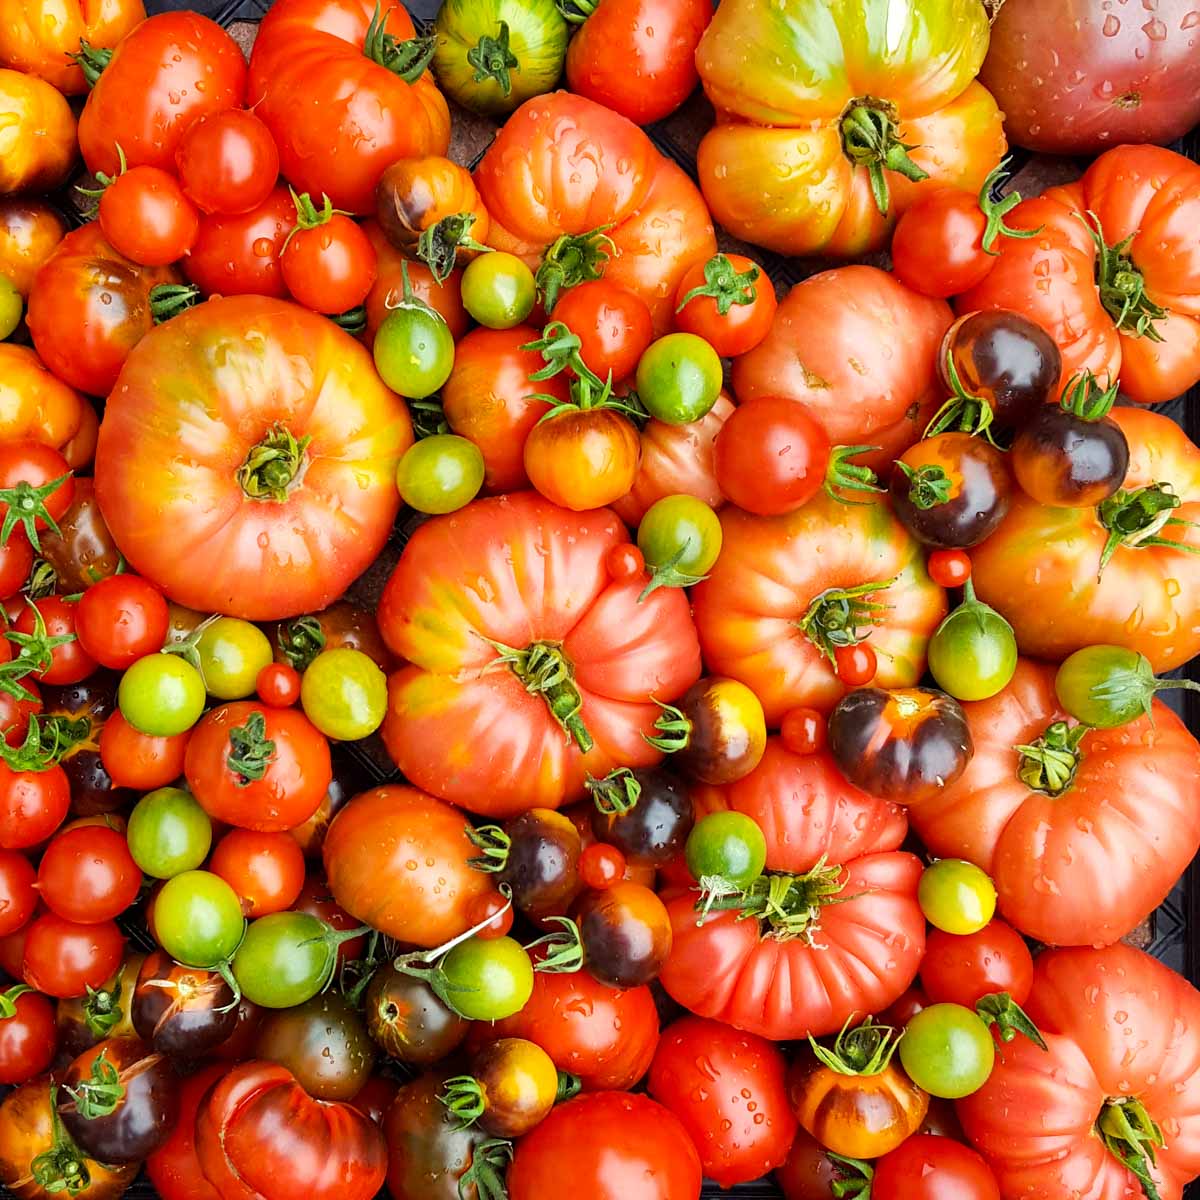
[974,990,1048,1051]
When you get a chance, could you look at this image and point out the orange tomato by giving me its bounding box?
[0,200,66,296]
[524,407,641,512]
[0,68,76,196]
[0,345,92,465]
[375,155,489,256]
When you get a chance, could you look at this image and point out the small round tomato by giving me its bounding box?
[577,880,672,988]
[256,662,301,708]
[196,617,274,701]
[899,1004,995,1100]
[232,910,349,1008]
[1053,644,1169,730]
[659,676,767,785]
[920,919,1034,1010]
[872,1135,1000,1200]
[0,441,73,552]
[22,911,125,998]
[927,549,972,588]
[255,991,375,1101]
[299,647,387,742]
[461,251,536,329]
[184,183,293,298]
[604,543,644,582]
[685,811,765,887]
[76,574,169,669]
[37,825,141,924]
[99,165,200,267]
[395,433,485,515]
[0,758,68,850]
[442,1037,558,1139]
[927,586,1017,703]
[210,828,306,917]
[780,707,826,757]
[467,889,515,939]
[637,494,722,593]
[12,595,96,685]
[437,935,534,1021]
[834,642,877,687]
[281,193,376,315]
[176,109,280,216]
[373,285,455,399]
[0,533,32,599]
[0,849,36,935]
[636,333,723,425]
[0,985,55,1085]
[154,870,244,969]
[524,404,641,511]
[551,280,653,383]
[126,786,212,879]
[919,859,997,935]
[364,964,469,1065]
[579,842,627,891]
[674,253,777,357]
[99,710,189,792]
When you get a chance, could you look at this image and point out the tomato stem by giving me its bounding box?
[362,3,436,80]
[466,20,519,97]
[675,253,759,316]
[0,471,70,551]
[698,857,850,943]
[535,225,615,314]
[457,1138,513,1200]
[808,1014,902,1076]
[524,320,603,387]
[61,1049,125,1120]
[0,713,90,773]
[1059,370,1121,421]
[638,542,708,601]
[0,983,31,1018]
[238,423,312,501]
[1082,211,1168,343]
[798,578,895,665]
[32,1086,93,1197]
[525,916,584,974]
[149,283,200,324]
[417,212,490,285]
[925,348,997,442]
[276,615,326,672]
[974,991,1048,1050]
[826,1154,874,1200]
[977,158,1040,255]
[70,39,112,88]
[439,1074,487,1128]
[825,445,883,505]
[555,1070,582,1102]
[331,305,367,335]
[586,767,642,815]
[485,638,594,753]
[1096,483,1200,575]
[410,396,450,440]
[226,709,277,787]
[555,0,596,23]
[643,698,691,754]
[1015,720,1088,794]
[466,824,512,873]
[82,981,124,1040]
[1097,1096,1165,1200]
[839,98,929,217]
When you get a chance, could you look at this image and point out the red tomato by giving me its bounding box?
[292,874,366,968]
[78,11,247,177]
[11,596,95,686]
[551,280,654,382]
[648,1016,796,1187]
[0,986,55,1085]
[465,889,514,940]
[920,920,1034,1010]
[833,642,877,686]
[99,166,200,268]
[280,198,377,314]
[185,184,294,299]
[779,708,826,757]
[0,441,73,551]
[21,911,124,998]
[0,849,36,935]
[674,253,777,357]
[146,1062,227,1200]
[509,1092,702,1200]
[927,548,972,588]
[210,829,306,917]
[36,825,140,924]
[76,574,169,669]
[176,109,281,217]
[579,842,626,891]
[776,1127,871,1200]
[0,758,69,850]
[256,663,301,708]
[347,1075,398,1128]
[0,534,32,599]
[99,710,189,792]
[873,1136,1000,1200]
[184,701,332,833]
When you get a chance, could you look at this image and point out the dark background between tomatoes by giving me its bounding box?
[66,1,1200,1197]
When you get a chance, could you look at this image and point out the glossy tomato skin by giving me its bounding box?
[255,993,375,1102]
[0,849,36,935]
[649,1016,795,1187]
[40,478,122,594]
[776,1127,867,1200]
[185,184,293,299]
[523,408,641,511]
[873,1135,999,1200]
[22,913,125,998]
[0,345,89,461]
[0,70,76,197]
[98,167,200,269]
[920,920,1034,1010]
[552,280,655,382]
[145,1063,226,1200]
[0,201,66,297]
[365,965,469,1065]
[509,1092,702,1200]
[78,12,247,177]
[95,295,412,620]
[0,760,68,851]
[892,186,997,298]
[0,989,55,1085]
[176,109,280,217]
[37,825,140,924]
[280,213,376,315]
[674,254,776,358]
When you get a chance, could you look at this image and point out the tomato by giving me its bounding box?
[197,1061,387,1200]
[0,849,35,935]
[693,492,946,721]
[962,144,1200,405]
[257,663,301,708]
[256,992,375,1101]
[779,708,826,758]
[684,811,766,887]
[95,295,412,619]
[0,69,76,197]
[576,879,672,987]
[145,1063,226,1200]
[0,442,72,552]
[460,252,536,329]
[733,267,953,470]
[632,495,720,596]
[22,912,124,998]
[928,582,1017,704]
[873,1136,999,1200]
[194,618,273,702]
[379,493,701,815]
[0,986,54,1085]
[125,786,211,879]
[578,842,626,890]
[323,786,493,947]
[98,166,199,269]
[1053,644,1194,731]
[776,1128,873,1200]
[299,647,386,741]
[927,549,973,589]
[396,435,485,516]
[650,676,765,786]
[176,109,280,217]
[366,965,469,1065]
[132,952,237,1058]
[834,643,877,687]
[551,279,655,382]
[118,654,205,737]
[898,1004,994,1100]
[0,202,65,298]
[154,870,244,976]
[373,281,455,399]
[636,333,722,425]
[510,1092,701,1200]
[476,807,581,919]
[36,825,139,925]
[281,193,377,315]
[673,253,776,356]
[918,859,996,936]
[649,1016,795,1186]
[0,348,91,476]
[440,1038,556,1138]
[211,829,305,917]
[962,944,1200,1198]
[75,575,168,670]
[474,92,716,333]
[0,756,69,851]
[185,183,293,299]
[232,910,355,1009]
[12,597,96,687]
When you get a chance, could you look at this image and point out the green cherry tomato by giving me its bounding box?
[300,647,387,741]
[927,583,1017,702]
[918,859,997,935]
[154,870,245,969]
[197,617,274,701]
[636,494,723,592]
[899,1003,996,1099]
[396,433,485,515]
[126,787,213,879]
[118,653,207,736]
[684,811,766,889]
[373,300,455,399]
[635,332,723,425]
[461,252,536,329]
[438,935,534,1021]
[1054,644,1188,729]
[0,275,22,340]
[232,911,345,1009]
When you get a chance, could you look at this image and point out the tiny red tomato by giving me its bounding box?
[99,710,190,791]
[0,534,32,599]
[920,920,1034,1010]
[176,108,281,216]
[0,849,37,935]
[22,911,125,997]
[834,643,877,687]
[0,984,56,1084]
[281,194,377,315]
[779,707,826,756]
[579,842,627,891]
[927,549,972,589]
[210,828,306,917]
[604,543,645,583]
[674,253,777,357]
[13,595,97,685]
[466,890,515,940]
[872,1134,1000,1200]
[76,574,170,669]
[256,662,301,708]
[551,280,654,382]
[99,165,201,267]
[36,825,141,924]
[0,441,74,551]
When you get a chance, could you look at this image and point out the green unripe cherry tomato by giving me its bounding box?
[396,433,485,515]
[927,585,1017,702]
[1054,644,1185,729]
[373,300,455,399]
[899,1003,996,1099]
[438,936,534,1021]
[637,494,723,591]
[154,870,245,968]
[0,275,22,340]
[232,911,342,1009]
[635,333,723,425]
[118,653,207,736]
[300,647,387,741]
[461,252,536,329]
[684,811,766,888]
[918,858,997,935]
[197,617,274,700]
[126,787,213,879]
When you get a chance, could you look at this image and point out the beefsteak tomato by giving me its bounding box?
[94,295,413,620]
[378,492,702,816]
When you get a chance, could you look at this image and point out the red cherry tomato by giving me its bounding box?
[36,825,141,924]
[210,828,306,917]
[0,441,74,550]
[881,987,930,1028]
[99,710,190,791]
[466,890,515,940]
[872,1134,1001,1200]
[280,197,377,315]
[256,662,301,708]
[674,253,777,357]
[834,642,877,687]
[605,543,645,583]
[920,920,1034,1010]
[99,166,200,267]
[551,280,654,382]
[891,187,1002,299]
[76,573,170,669]
[0,849,37,935]
[176,108,281,216]
[579,843,627,891]
[927,548,972,589]
[0,534,33,599]
[21,911,125,997]
[0,755,68,850]
[0,985,56,1084]
[779,707,827,756]
[12,595,97,685]
[0,678,40,751]
[185,183,293,299]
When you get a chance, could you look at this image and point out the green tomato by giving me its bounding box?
[927,588,1017,702]
[461,252,536,328]
[0,275,22,341]
[899,1003,996,1100]
[1054,644,1182,729]
[373,301,455,399]
[197,617,273,701]
[118,653,207,736]
[396,433,485,515]
[154,870,245,969]
[126,787,213,879]
[232,912,343,1009]
[637,494,723,592]
[438,935,534,1021]
[684,812,766,889]
[918,859,997,935]
[300,647,387,741]
[635,333,723,425]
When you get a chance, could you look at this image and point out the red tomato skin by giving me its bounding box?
[674,254,778,357]
[892,188,995,299]
[0,849,37,935]
[0,761,69,850]
[927,548,972,588]
[76,574,170,669]
[0,534,33,599]
[99,167,200,268]
[146,1063,227,1200]
[280,215,377,314]
[833,642,877,686]
[100,710,190,791]
[22,912,125,998]
[185,184,293,299]
[210,829,306,917]
[256,663,301,708]
[509,1091,702,1200]
[649,1016,796,1187]
[552,280,654,383]
[37,825,141,924]
[0,987,56,1085]
[920,920,1034,1010]
[176,109,281,217]
[873,1135,1000,1200]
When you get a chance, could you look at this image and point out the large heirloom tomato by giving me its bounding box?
[732,268,953,469]
[907,661,1200,947]
[691,493,946,722]
[378,492,702,816]
[961,144,1200,405]
[248,0,451,215]
[959,944,1200,1200]
[972,408,1200,673]
[95,296,412,620]
[694,0,1004,257]
[196,1061,387,1200]
[473,92,716,332]
[77,12,247,178]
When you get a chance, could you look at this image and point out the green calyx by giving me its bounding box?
[74,144,127,217]
[975,991,1048,1051]
[70,39,113,88]
[485,638,593,753]
[363,2,436,80]
[149,283,201,324]
[643,698,691,754]
[281,189,347,254]
[698,857,849,943]
[676,253,760,316]
[62,1050,124,1121]
[798,577,895,664]
[467,21,520,96]
[977,158,1040,255]
[0,470,70,552]
[897,461,953,510]
[0,713,90,774]
[82,981,125,1040]
[457,1138,513,1200]
[1,602,79,702]
[237,423,312,501]
[276,615,326,672]
[331,305,367,335]
[825,445,883,505]
[1083,211,1168,343]
[809,1014,902,1077]
[555,1071,582,1103]
[226,710,277,786]
[0,983,31,1019]
[466,823,511,873]
[525,916,583,974]
[536,224,615,314]
[555,0,596,23]
[1096,483,1200,575]
[840,98,929,217]
[417,212,490,285]
[32,1086,92,1197]
[1016,720,1088,795]
[1059,369,1121,421]
[410,396,450,440]
[638,541,708,601]
[529,368,645,427]
[439,1074,486,1128]
[586,766,641,816]
[925,347,997,442]
[1097,1096,1164,1200]
[524,320,601,387]
[827,1155,874,1200]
